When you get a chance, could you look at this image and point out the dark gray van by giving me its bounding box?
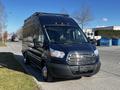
[22,12,101,82]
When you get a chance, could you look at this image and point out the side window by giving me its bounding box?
[38,30,44,46]
[38,30,44,44]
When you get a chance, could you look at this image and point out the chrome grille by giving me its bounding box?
[67,52,96,65]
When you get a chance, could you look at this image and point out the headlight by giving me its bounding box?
[94,49,99,56]
[50,48,65,58]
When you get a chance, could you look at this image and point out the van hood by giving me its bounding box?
[50,43,96,54]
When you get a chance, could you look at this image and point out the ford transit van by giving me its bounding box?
[22,12,101,81]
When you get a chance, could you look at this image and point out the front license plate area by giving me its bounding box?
[79,66,94,72]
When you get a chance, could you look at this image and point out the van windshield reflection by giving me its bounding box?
[46,26,88,44]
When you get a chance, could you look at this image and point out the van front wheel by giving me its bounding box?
[42,66,53,82]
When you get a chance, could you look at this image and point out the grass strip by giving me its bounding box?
[0,52,39,90]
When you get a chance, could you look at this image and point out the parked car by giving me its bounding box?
[22,12,101,82]
[11,34,19,42]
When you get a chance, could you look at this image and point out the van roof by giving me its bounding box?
[33,12,69,17]
[25,12,79,27]
[25,12,69,22]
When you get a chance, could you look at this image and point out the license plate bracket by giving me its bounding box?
[79,66,94,72]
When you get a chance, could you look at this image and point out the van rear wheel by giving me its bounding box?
[42,66,53,82]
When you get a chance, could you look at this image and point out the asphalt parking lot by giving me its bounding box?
[0,42,120,90]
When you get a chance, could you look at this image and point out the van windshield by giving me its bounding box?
[46,26,88,44]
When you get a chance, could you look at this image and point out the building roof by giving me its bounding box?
[93,26,120,31]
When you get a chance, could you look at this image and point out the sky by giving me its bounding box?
[1,0,120,33]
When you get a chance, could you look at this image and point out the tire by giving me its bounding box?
[84,74,93,77]
[42,65,53,82]
[23,52,30,65]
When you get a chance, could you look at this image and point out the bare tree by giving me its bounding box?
[0,1,6,41]
[74,6,93,29]
[3,30,8,43]
[16,28,23,40]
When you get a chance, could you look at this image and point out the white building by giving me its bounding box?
[84,28,102,40]
[84,26,120,40]
[83,28,94,39]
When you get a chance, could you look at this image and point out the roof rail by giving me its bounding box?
[32,12,69,17]
[24,12,69,23]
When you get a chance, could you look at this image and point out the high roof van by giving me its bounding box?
[22,12,101,82]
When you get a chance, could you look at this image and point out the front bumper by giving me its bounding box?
[47,61,101,78]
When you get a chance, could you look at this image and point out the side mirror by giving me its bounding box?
[33,39,43,48]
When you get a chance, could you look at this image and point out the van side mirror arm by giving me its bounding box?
[88,38,97,45]
[33,39,43,48]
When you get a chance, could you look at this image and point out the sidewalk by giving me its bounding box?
[0,42,22,54]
